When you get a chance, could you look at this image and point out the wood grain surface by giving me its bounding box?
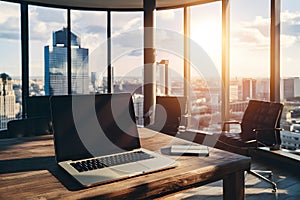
[0,128,250,200]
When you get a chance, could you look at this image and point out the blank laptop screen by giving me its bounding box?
[50,93,140,163]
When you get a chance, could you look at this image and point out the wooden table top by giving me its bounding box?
[0,128,250,199]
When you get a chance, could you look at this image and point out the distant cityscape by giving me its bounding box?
[1,27,300,151]
[2,74,300,126]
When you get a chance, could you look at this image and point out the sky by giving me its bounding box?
[0,0,300,79]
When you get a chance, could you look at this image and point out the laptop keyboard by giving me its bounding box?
[70,151,154,173]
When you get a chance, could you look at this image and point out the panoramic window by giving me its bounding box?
[71,10,107,94]
[190,2,222,131]
[29,6,67,96]
[280,1,300,150]
[230,0,270,123]
[0,1,21,130]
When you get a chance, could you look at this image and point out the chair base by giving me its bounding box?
[249,170,277,192]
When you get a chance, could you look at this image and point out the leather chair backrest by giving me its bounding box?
[241,100,283,146]
[7,117,52,138]
[149,96,186,135]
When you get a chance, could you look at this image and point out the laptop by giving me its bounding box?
[50,93,178,187]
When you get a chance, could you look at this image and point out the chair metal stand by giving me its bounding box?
[219,100,284,193]
[249,169,277,192]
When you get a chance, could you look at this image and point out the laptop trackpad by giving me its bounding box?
[138,157,176,170]
[72,167,122,186]
[111,162,149,176]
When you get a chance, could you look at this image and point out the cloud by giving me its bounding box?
[247,16,270,37]
[33,6,66,24]
[281,10,300,36]
[231,16,270,49]
[28,7,68,42]
[232,11,300,49]
[232,26,269,49]
[112,17,142,38]
[112,29,143,49]
[280,34,297,48]
[0,2,19,24]
[0,3,20,41]
[123,18,141,32]
[0,32,19,40]
[86,25,106,34]
[81,33,106,52]
[281,10,300,24]
[157,10,175,21]
[128,49,143,57]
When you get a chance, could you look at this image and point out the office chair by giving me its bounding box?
[217,100,283,192]
[148,96,186,136]
[7,117,52,138]
[0,129,8,139]
[26,95,52,121]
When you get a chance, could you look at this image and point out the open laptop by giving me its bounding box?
[50,93,178,187]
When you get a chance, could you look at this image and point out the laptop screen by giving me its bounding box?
[50,93,141,162]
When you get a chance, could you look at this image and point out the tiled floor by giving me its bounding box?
[156,161,300,200]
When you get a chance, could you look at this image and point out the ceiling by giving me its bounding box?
[22,0,219,10]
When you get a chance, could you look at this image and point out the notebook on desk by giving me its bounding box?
[50,93,177,187]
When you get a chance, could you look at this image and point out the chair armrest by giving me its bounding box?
[222,121,241,132]
[223,121,241,125]
[253,128,283,132]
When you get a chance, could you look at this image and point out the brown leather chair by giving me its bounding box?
[217,100,284,192]
[219,100,283,148]
[148,96,186,136]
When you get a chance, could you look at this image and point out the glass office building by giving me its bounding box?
[44,27,89,95]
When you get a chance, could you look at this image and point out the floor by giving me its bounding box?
[157,161,300,200]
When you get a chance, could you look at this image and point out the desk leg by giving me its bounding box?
[223,171,245,200]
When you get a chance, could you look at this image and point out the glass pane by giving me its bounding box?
[156,8,184,96]
[71,10,107,94]
[230,0,270,124]
[111,11,143,94]
[111,12,144,124]
[280,1,300,150]
[0,1,21,130]
[29,6,68,96]
[190,2,222,131]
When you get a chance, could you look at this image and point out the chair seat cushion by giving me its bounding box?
[218,132,257,147]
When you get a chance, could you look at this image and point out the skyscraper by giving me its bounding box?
[91,72,103,92]
[156,60,169,95]
[0,73,16,129]
[242,78,256,101]
[283,77,300,100]
[44,27,89,95]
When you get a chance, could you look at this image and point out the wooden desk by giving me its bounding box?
[0,128,250,200]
